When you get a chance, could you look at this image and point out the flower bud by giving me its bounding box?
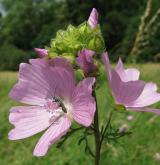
[88,8,99,29]
[34,48,48,58]
[76,49,98,76]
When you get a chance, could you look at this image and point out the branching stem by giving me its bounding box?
[100,111,113,148]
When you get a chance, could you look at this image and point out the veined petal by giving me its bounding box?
[31,57,75,99]
[111,70,145,105]
[115,58,140,82]
[48,57,75,77]
[33,115,71,157]
[29,58,48,68]
[8,106,51,140]
[9,58,75,105]
[72,77,96,127]
[127,83,160,107]
[9,63,55,105]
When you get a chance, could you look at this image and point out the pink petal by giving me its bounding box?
[111,70,145,105]
[101,52,112,83]
[76,49,97,75]
[34,48,48,58]
[9,58,75,105]
[9,63,53,105]
[29,58,48,68]
[48,57,75,80]
[115,58,140,82]
[8,106,51,140]
[49,59,75,100]
[128,107,160,115]
[102,53,146,105]
[33,115,71,157]
[31,57,75,99]
[72,78,96,127]
[127,83,160,107]
[88,8,99,29]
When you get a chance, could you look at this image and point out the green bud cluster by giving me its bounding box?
[48,22,105,60]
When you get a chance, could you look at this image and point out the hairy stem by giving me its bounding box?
[93,90,101,165]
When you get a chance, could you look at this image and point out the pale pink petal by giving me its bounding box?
[9,63,55,105]
[76,49,97,75]
[127,83,160,107]
[111,70,145,105]
[102,53,160,112]
[31,57,75,99]
[34,48,48,58]
[115,58,140,82]
[8,106,51,140]
[33,116,71,157]
[128,107,160,115]
[29,58,48,68]
[88,8,99,29]
[101,52,112,82]
[48,57,75,83]
[9,58,75,105]
[52,68,75,100]
[72,78,96,127]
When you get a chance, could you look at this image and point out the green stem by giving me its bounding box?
[100,111,113,148]
[93,90,100,165]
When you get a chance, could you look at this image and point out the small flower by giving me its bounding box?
[154,153,160,161]
[76,49,97,76]
[127,115,134,121]
[102,52,160,115]
[88,8,99,29]
[34,48,48,58]
[119,124,129,134]
[8,57,96,156]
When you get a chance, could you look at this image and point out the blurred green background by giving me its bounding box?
[0,0,160,165]
[0,0,160,70]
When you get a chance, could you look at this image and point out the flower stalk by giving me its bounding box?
[93,86,101,165]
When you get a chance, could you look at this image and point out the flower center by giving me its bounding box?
[63,100,73,121]
[44,97,73,123]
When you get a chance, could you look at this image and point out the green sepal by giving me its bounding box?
[114,104,126,112]
[48,21,105,58]
[75,69,85,82]
[62,53,75,64]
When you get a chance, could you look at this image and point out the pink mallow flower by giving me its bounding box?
[76,49,97,76]
[88,8,99,29]
[8,57,96,156]
[34,48,48,58]
[102,52,160,115]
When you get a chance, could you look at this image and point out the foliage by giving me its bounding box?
[0,44,35,70]
[0,0,160,70]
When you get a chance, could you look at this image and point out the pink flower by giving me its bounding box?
[8,57,96,156]
[34,48,48,58]
[76,49,97,76]
[88,8,99,29]
[102,52,160,115]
